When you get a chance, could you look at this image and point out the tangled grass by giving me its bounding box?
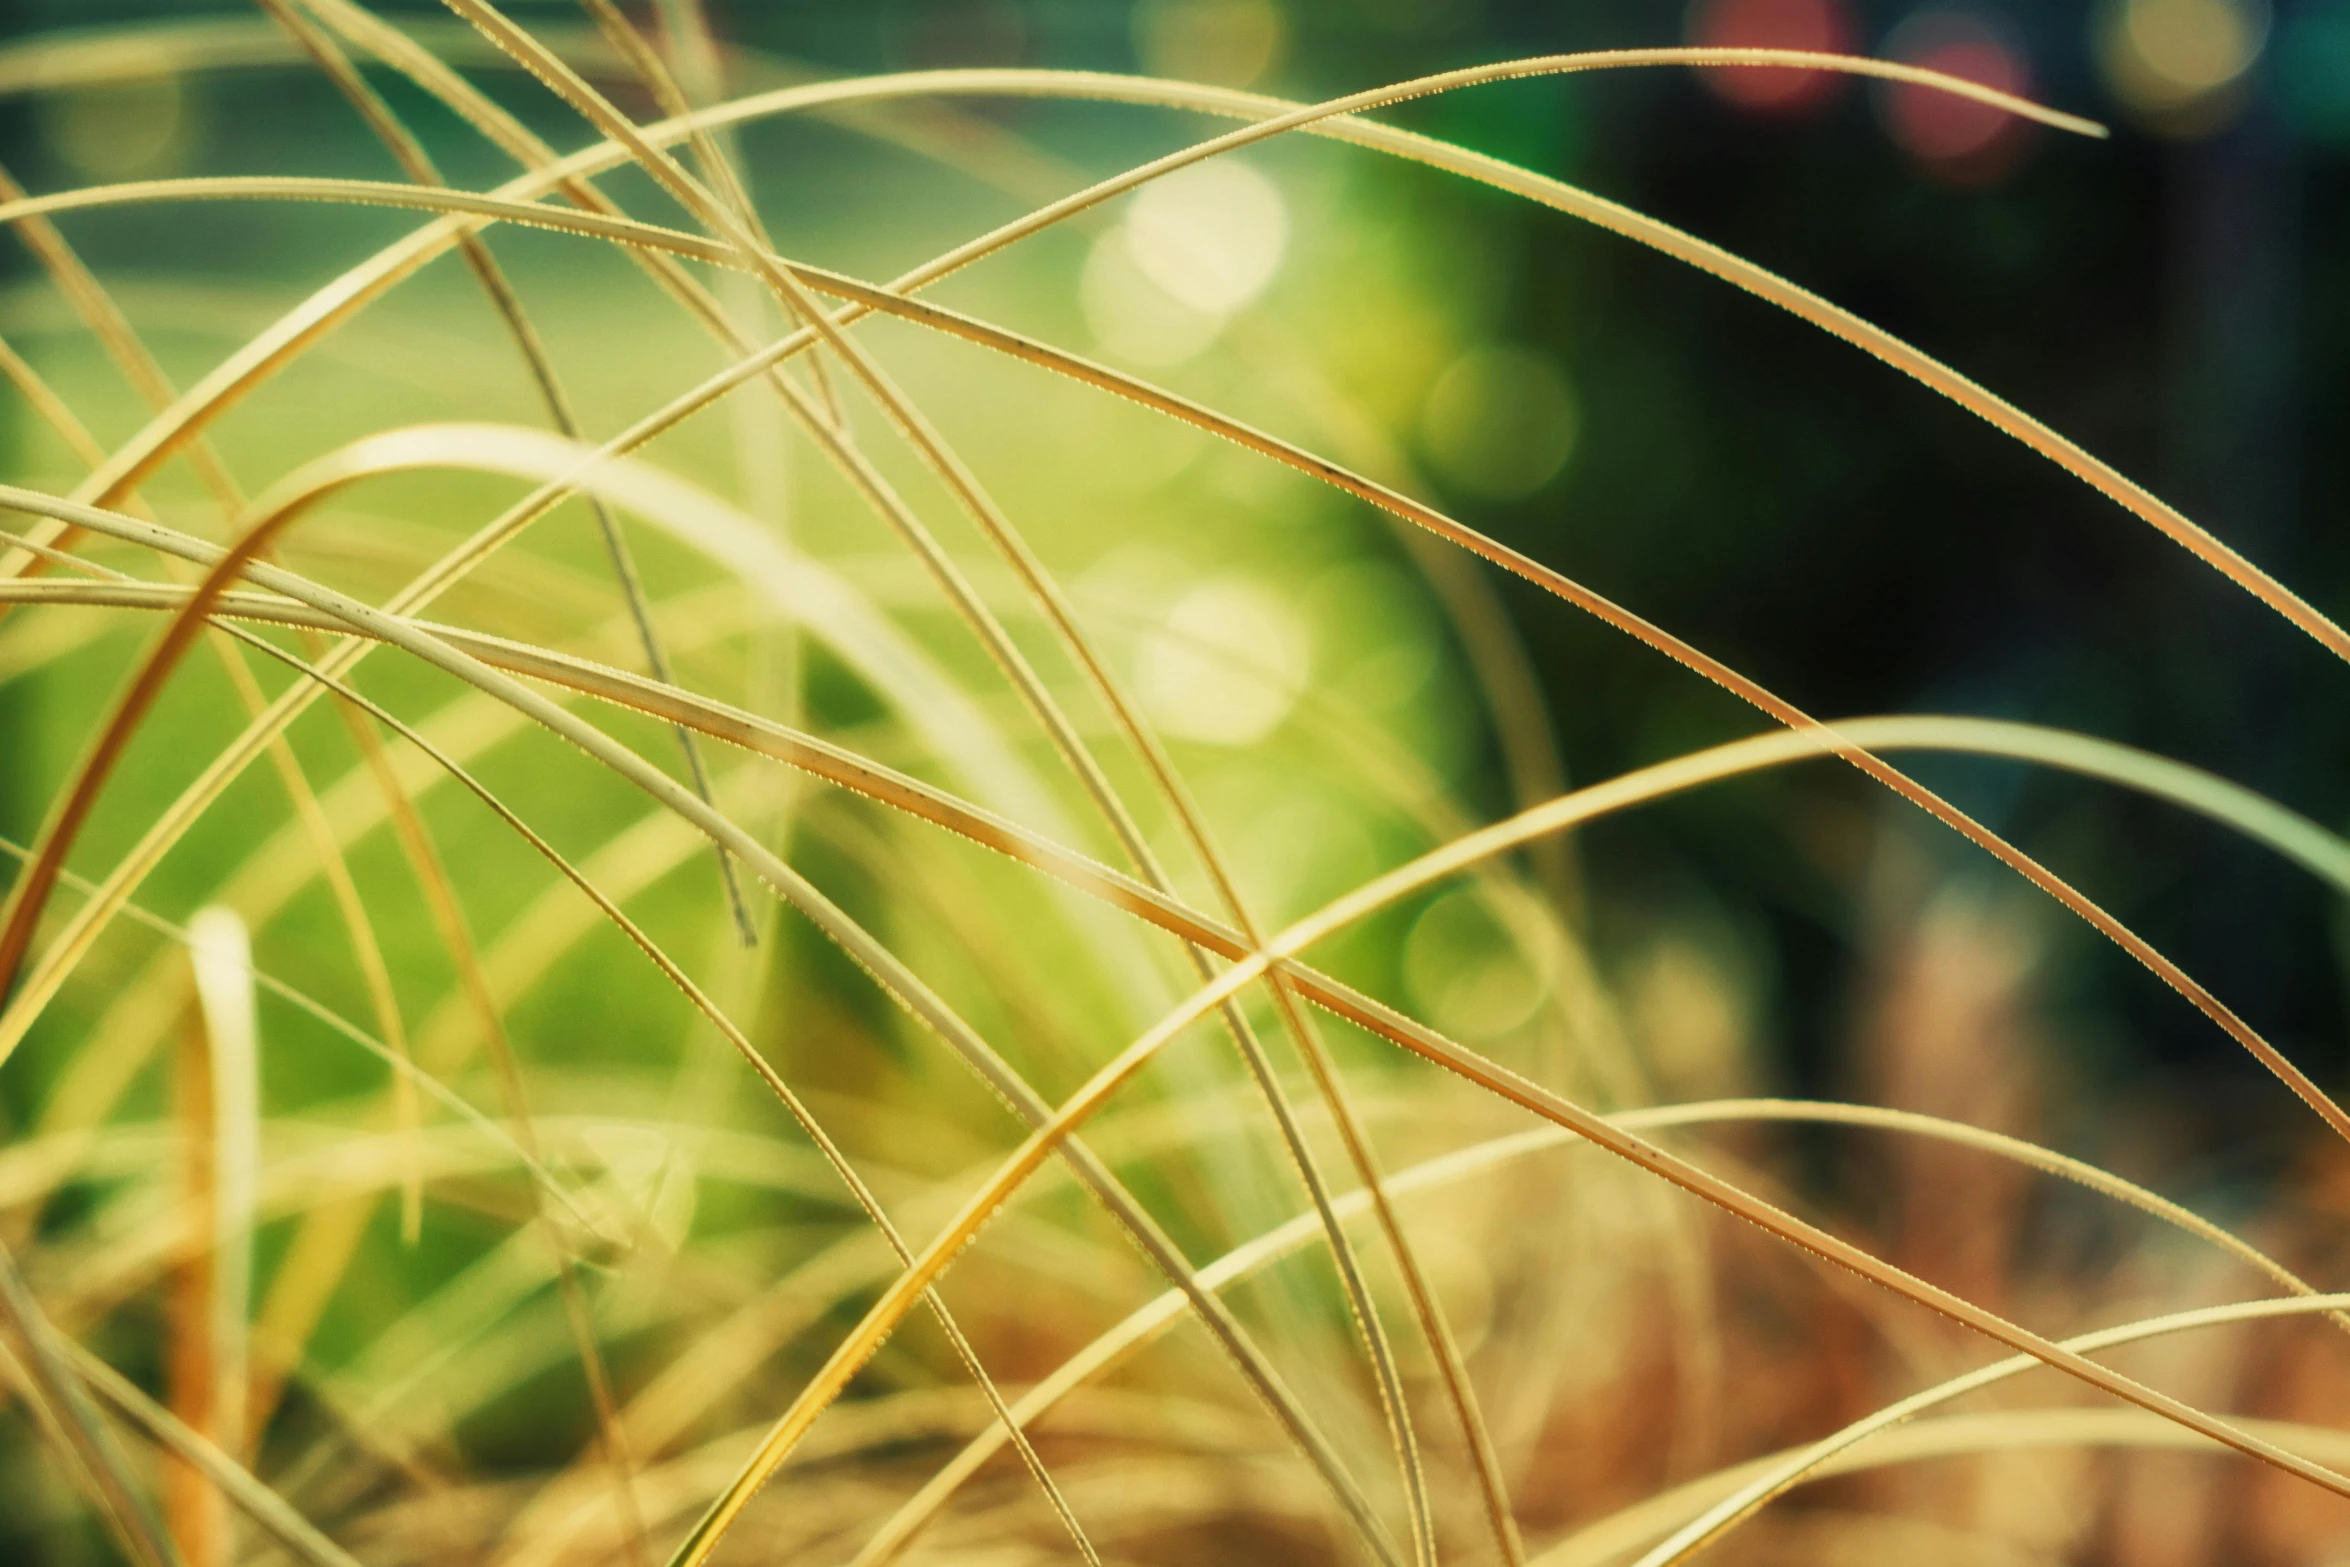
[0,4,2346,1564]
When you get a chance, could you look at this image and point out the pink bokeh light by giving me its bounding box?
[1686,0,1859,113]
[1879,11,2035,183]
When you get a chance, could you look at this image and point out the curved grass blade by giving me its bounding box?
[668,729,2350,1564]
[259,0,753,948]
[846,1098,2346,1566]
[27,166,2336,1158]
[1621,1292,2350,1566]
[0,481,1405,1567]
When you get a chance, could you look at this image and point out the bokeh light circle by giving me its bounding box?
[1878,10,2035,183]
[1685,0,1858,113]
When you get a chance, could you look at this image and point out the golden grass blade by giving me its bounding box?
[0,53,2104,583]
[25,167,2331,1174]
[0,164,433,1251]
[0,482,1400,1565]
[164,989,224,1567]
[849,1093,2340,1565]
[235,190,2335,1174]
[19,579,2349,1086]
[672,723,2350,1564]
[256,0,756,949]
[1620,1292,2350,1566]
[0,159,242,516]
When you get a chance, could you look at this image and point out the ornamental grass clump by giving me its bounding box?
[0,5,2345,1565]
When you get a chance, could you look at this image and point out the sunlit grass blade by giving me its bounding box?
[257,0,758,950]
[0,480,1403,1565]
[672,717,2350,1563]
[847,1096,2341,1565]
[1622,1292,2350,1566]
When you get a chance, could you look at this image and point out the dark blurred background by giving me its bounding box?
[3,0,2345,1185]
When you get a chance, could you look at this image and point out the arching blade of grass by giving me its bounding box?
[34,47,2313,719]
[18,569,2350,1158]
[0,61,2162,1071]
[256,0,754,951]
[1,599,1093,1567]
[0,481,1406,1567]
[846,1099,2347,1566]
[0,155,433,1257]
[436,2,1453,1536]
[0,51,2101,578]
[667,720,2350,1563]
[1622,1292,2350,1566]
[34,155,2332,1162]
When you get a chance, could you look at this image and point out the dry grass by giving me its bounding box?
[0,6,2344,1565]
